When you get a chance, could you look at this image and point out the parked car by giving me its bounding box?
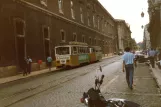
[135,51,146,63]
[118,51,123,55]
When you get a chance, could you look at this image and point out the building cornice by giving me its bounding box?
[96,1,115,21]
[14,0,113,39]
[115,19,131,33]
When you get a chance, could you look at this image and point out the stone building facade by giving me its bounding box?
[148,0,161,49]
[0,0,118,77]
[143,24,151,50]
[115,19,132,52]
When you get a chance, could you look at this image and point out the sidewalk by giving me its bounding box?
[0,67,57,85]
[0,55,118,85]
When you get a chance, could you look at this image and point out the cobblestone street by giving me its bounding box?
[0,56,160,107]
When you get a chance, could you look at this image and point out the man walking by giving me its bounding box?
[148,48,156,68]
[23,57,28,76]
[26,56,32,74]
[122,47,136,90]
[47,55,52,71]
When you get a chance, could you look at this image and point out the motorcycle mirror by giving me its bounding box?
[101,75,104,80]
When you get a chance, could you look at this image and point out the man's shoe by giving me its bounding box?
[130,86,133,90]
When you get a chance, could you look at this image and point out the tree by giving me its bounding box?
[130,38,137,50]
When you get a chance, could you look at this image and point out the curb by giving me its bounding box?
[149,66,161,93]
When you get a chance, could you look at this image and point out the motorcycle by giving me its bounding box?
[80,75,141,107]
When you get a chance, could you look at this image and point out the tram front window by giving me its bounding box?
[56,47,70,55]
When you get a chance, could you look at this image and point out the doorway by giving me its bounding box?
[44,39,50,59]
[16,37,25,70]
[14,18,26,71]
[43,26,50,60]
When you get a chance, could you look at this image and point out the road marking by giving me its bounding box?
[101,75,119,92]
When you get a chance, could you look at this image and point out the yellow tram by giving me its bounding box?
[89,46,102,63]
[55,42,102,68]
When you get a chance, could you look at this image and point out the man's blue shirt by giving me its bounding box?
[149,50,156,57]
[122,52,135,65]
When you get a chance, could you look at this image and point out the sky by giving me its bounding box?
[98,0,149,43]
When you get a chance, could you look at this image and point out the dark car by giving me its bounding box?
[135,51,146,63]
[118,51,123,55]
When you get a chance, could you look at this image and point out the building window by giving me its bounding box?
[82,35,85,43]
[71,0,75,19]
[94,38,96,45]
[73,33,77,41]
[93,15,96,28]
[105,21,107,28]
[80,7,84,23]
[40,0,47,6]
[87,12,90,26]
[98,39,100,45]
[93,4,96,12]
[102,17,104,32]
[89,37,92,44]
[97,16,100,29]
[58,0,63,14]
[43,27,49,39]
[15,19,25,37]
[60,30,66,42]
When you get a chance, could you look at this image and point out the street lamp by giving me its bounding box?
[141,11,144,18]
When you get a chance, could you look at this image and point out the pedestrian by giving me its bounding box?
[148,48,156,68]
[157,48,161,69]
[23,57,27,76]
[47,55,52,71]
[122,47,136,90]
[154,48,158,62]
[155,48,160,61]
[26,56,32,74]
